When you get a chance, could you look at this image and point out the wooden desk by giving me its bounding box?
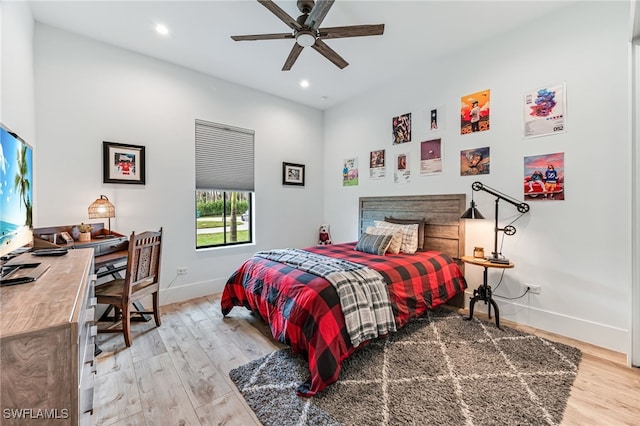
[33,225,149,322]
[0,250,96,425]
[461,255,514,329]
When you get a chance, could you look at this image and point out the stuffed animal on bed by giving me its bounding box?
[318,224,332,245]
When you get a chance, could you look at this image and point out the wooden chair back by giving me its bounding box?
[123,228,163,306]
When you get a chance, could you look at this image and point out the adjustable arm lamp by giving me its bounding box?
[461,181,530,264]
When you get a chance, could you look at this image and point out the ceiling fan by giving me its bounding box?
[231,0,385,71]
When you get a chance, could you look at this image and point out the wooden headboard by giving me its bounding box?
[358,194,466,260]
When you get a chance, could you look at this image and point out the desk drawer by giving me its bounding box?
[93,238,128,256]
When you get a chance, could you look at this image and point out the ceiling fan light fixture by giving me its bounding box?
[296,32,316,47]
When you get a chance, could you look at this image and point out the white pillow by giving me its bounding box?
[373,221,419,254]
[365,226,403,254]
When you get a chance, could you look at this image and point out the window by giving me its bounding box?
[195,120,254,248]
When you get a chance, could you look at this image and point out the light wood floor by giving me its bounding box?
[92,294,640,425]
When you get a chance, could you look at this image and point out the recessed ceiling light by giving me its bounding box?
[300,80,310,88]
[155,24,169,36]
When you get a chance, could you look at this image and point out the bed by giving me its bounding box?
[221,194,468,396]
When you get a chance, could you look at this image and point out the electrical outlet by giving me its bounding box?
[177,267,188,275]
[525,283,541,294]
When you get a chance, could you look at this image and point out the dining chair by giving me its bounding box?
[95,228,162,347]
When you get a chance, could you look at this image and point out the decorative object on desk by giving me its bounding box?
[77,223,93,242]
[461,181,530,264]
[473,246,485,258]
[59,231,74,245]
[40,233,58,244]
[282,162,305,186]
[230,307,581,426]
[103,141,146,184]
[71,225,80,240]
[88,195,115,238]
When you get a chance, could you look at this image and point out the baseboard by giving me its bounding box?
[160,278,226,305]
[463,289,629,363]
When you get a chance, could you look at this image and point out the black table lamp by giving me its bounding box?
[461,182,530,263]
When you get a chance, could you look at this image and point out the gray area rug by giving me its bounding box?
[230,308,582,426]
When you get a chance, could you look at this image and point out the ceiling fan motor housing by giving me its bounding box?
[297,0,314,14]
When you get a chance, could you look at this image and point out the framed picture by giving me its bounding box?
[103,141,146,184]
[282,162,305,186]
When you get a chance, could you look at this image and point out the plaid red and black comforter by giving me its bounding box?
[220,242,467,396]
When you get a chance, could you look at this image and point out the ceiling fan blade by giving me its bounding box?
[312,39,348,69]
[318,24,385,39]
[231,33,294,41]
[258,0,302,31]
[282,43,304,71]
[304,0,335,30]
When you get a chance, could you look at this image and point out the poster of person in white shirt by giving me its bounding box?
[460,89,490,134]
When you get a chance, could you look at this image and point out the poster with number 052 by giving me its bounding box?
[523,82,566,138]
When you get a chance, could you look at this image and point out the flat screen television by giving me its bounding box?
[0,122,33,260]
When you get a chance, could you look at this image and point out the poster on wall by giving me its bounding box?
[523,152,565,201]
[394,152,411,183]
[523,82,566,138]
[392,113,412,144]
[369,149,386,179]
[428,106,445,132]
[343,157,359,186]
[460,146,490,176]
[460,89,490,134]
[420,139,443,175]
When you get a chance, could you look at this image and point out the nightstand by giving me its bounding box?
[461,255,514,329]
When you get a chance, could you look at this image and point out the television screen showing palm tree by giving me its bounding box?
[0,124,33,259]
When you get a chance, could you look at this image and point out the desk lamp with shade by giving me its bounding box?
[88,195,116,239]
[461,181,530,264]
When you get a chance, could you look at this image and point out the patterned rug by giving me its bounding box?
[229,308,582,426]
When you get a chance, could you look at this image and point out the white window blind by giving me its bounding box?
[195,119,255,191]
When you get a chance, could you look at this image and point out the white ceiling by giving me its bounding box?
[27,0,580,110]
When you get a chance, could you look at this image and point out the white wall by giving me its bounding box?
[323,1,632,354]
[0,2,35,145]
[30,24,325,303]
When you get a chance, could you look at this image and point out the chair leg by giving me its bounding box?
[152,292,161,327]
[122,305,132,347]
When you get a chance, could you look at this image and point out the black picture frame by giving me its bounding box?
[282,162,305,186]
[103,141,146,184]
